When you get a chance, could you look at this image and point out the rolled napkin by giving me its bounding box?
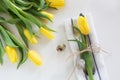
[64,14,109,80]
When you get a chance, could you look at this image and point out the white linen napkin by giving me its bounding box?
[64,14,109,80]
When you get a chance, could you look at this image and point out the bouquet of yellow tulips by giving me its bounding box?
[0,0,65,68]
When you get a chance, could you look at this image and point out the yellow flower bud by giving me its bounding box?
[28,50,42,66]
[5,46,18,63]
[46,0,65,9]
[31,36,38,44]
[40,27,54,40]
[40,11,54,20]
[24,29,37,44]
[77,15,90,35]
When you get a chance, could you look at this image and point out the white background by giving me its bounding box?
[0,0,120,80]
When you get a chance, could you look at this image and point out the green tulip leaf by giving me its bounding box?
[0,25,17,47]
[16,24,29,48]
[0,40,5,65]
[6,30,27,50]
[17,47,28,69]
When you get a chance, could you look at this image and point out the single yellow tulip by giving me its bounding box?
[46,0,65,9]
[77,14,90,35]
[40,27,54,40]
[5,46,18,63]
[24,29,38,44]
[28,50,42,66]
[40,11,54,20]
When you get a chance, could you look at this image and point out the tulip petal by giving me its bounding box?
[5,46,18,63]
[77,16,90,35]
[40,27,54,39]
[24,29,38,44]
[40,11,54,20]
[46,0,65,9]
[28,50,42,66]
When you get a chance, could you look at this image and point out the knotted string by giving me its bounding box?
[66,43,109,61]
[67,43,110,80]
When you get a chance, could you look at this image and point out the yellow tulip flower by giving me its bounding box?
[5,46,18,63]
[77,14,90,35]
[40,11,54,20]
[46,0,65,9]
[28,50,42,66]
[40,27,54,40]
[24,29,38,44]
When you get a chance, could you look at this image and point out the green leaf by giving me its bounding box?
[38,0,48,10]
[7,18,20,24]
[80,32,86,44]
[9,3,48,28]
[68,39,77,42]
[0,0,8,13]
[0,40,5,65]
[28,9,52,22]
[3,0,20,17]
[0,17,6,23]
[40,3,50,10]
[0,17,20,24]
[3,0,34,35]
[6,30,27,50]
[0,25,17,47]
[72,26,85,43]
[16,23,29,47]
[68,39,86,51]
[14,0,34,10]
[81,51,94,80]
[73,26,81,33]
[21,18,34,35]
[19,10,43,28]
[17,47,28,69]
[42,25,56,32]
[16,5,33,10]
[15,0,32,7]
[40,0,45,7]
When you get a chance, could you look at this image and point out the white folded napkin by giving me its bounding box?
[64,14,109,80]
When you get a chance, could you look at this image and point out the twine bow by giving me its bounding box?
[67,43,109,61]
[67,43,110,80]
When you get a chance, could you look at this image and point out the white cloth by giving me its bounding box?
[64,14,109,80]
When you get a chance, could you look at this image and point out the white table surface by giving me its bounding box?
[0,0,119,80]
